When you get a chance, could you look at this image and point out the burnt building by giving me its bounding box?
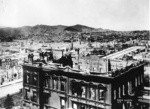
[22,60,144,109]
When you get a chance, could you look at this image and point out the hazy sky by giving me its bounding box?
[0,0,149,30]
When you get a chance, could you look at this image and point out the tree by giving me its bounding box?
[4,94,14,109]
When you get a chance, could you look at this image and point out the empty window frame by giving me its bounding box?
[52,76,58,90]
[98,84,106,101]
[43,93,49,104]
[60,80,66,92]
[89,83,96,100]
[71,80,78,96]
[44,76,49,88]
[60,76,67,92]
[32,72,38,86]
[25,89,30,100]
[31,91,38,103]
[24,70,30,84]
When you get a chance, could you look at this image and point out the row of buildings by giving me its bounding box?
[0,42,27,86]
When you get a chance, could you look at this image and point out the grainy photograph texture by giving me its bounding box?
[0,0,149,109]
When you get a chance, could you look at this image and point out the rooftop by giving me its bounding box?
[23,58,144,79]
[22,45,145,80]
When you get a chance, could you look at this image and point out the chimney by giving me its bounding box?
[28,53,34,64]
[108,59,111,72]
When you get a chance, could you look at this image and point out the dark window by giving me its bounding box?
[60,80,66,91]
[98,84,106,101]
[126,102,132,109]
[31,91,38,103]
[32,73,38,86]
[25,89,30,100]
[80,104,86,109]
[43,93,49,104]
[89,106,96,109]
[141,75,143,83]
[44,76,49,88]
[138,75,141,85]
[24,71,30,84]
[71,81,86,97]
[99,89,105,101]
[71,81,78,96]
[53,78,58,90]
[71,81,87,97]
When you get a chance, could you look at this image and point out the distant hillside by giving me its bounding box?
[0,24,149,42]
[65,24,94,32]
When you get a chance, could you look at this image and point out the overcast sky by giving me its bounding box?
[0,0,149,31]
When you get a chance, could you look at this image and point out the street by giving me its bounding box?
[0,81,23,99]
[103,46,145,59]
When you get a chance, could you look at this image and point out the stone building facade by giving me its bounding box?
[22,61,144,109]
